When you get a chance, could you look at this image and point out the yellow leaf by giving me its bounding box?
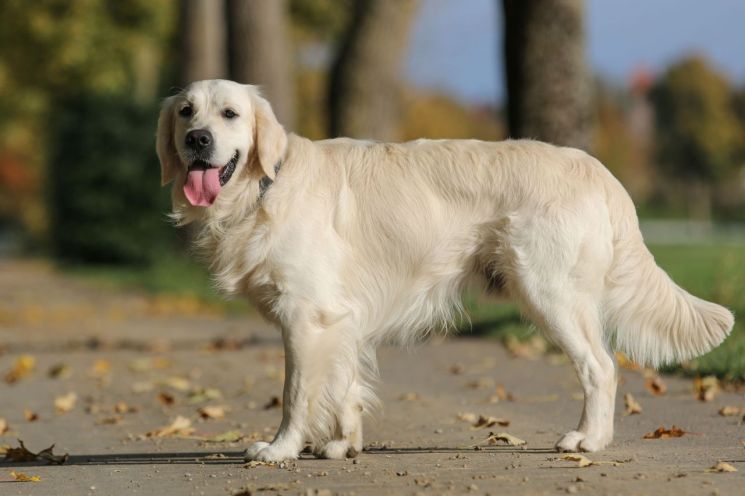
[484,432,526,446]
[54,392,77,413]
[562,454,593,467]
[718,406,741,416]
[707,461,737,473]
[4,355,36,383]
[470,415,510,430]
[146,415,194,437]
[198,405,228,420]
[624,393,642,415]
[10,470,41,482]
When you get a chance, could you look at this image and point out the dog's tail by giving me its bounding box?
[602,187,733,368]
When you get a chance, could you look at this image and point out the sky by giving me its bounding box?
[406,0,745,104]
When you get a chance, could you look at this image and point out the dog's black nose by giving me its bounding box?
[185,129,213,151]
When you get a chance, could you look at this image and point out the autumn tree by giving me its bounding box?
[650,56,743,219]
[328,0,418,140]
[501,0,591,149]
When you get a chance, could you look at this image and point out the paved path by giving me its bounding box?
[0,260,743,495]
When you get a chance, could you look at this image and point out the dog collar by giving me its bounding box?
[258,161,282,200]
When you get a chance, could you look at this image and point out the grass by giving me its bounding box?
[65,244,745,380]
[462,243,745,381]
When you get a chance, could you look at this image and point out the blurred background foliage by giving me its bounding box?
[0,0,744,377]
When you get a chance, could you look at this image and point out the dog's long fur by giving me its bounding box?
[157,80,734,461]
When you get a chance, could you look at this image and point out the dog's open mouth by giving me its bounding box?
[183,151,239,207]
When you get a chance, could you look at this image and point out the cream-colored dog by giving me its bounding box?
[156,79,733,461]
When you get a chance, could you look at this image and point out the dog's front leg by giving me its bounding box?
[244,326,311,462]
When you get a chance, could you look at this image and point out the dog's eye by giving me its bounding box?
[223,109,238,119]
[179,105,193,117]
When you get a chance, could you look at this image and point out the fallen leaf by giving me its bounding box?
[146,415,194,437]
[483,431,526,446]
[624,393,642,415]
[643,425,687,439]
[161,376,191,392]
[504,335,547,360]
[471,415,510,429]
[4,355,36,383]
[3,440,68,464]
[188,387,223,404]
[456,412,478,424]
[466,377,495,389]
[128,357,171,373]
[54,392,77,413]
[88,359,110,377]
[644,375,667,396]
[693,376,719,402]
[562,454,594,467]
[114,402,138,414]
[157,392,176,406]
[263,396,282,409]
[244,460,276,468]
[449,363,465,375]
[198,430,247,443]
[198,405,228,420]
[24,409,38,422]
[718,406,741,416]
[10,470,41,482]
[47,363,71,379]
[0,418,7,434]
[96,416,123,426]
[399,392,421,401]
[707,461,737,473]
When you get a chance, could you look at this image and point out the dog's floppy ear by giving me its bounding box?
[156,96,179,186]
[253,94,287,180]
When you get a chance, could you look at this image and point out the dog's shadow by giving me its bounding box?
[0,446,557,467]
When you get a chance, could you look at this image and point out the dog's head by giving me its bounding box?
[156,80,287,212]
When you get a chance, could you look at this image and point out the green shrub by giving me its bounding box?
[48,93,172,265]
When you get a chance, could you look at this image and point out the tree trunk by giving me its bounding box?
[226,0,295,129]
[502,0,591,149]
[328,0,418,140]
[179,0,228,86]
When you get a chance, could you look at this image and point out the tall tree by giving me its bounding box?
[650,56,742,219]
[179,0,228,85]
[501,0,591,149]
[227,0,295,128]
[328,0,418,140]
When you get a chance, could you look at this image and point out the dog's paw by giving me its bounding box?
[555,430,585,452]
[243,442,298,462]
[578,435,609,453]
[316,440,360,460]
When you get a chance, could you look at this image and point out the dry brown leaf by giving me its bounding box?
[643,425,687,439]
[263,396,282,409]
[10,470,41,482]
[449,363,465,375]
[483,431,526,446]
[466,377,495,389]
[562,454,594,467]
[47,363,71,379]
[707,461,737,473]
[157,392,176,406]
[128,357,171,373]
[4,355,36,384]
[190,430,247,443]
[471,415,510,429]
[147,415,194,437]
[0,418,7,435]
[3,440,68,464]
[718,406,741,417]
[624,393,642,415]
[23,409,38,422]
[456,412,478,424]
[54,392,77,413]
[96,416,123,426]
[198,405,228,420]
[644,375,667,396]
[693,376,719,402]
[244,460,276,468]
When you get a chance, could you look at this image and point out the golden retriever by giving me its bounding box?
[156,79,733,461]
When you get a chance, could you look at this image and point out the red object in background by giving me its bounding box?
[0,152,36,195]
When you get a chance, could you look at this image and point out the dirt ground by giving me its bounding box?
[0,259,743,495]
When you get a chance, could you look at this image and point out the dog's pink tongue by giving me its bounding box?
[184,167,222,206]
